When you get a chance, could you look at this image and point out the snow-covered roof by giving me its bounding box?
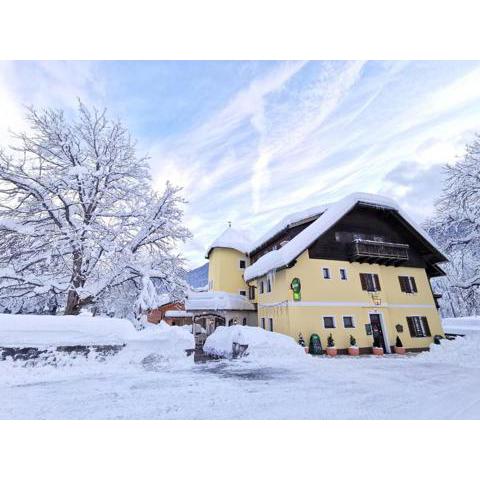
[244,192,445,282]
[164,310,193,318]
[205,227,251,258]
[156,293,171,308]
[249,204,330,253]
[185,290,255,311]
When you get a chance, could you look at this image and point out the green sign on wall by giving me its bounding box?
[291,277,301,301]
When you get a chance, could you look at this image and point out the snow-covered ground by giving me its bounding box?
[1,315,479,419]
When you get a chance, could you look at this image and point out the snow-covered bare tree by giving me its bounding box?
[426,134,480,316]
[0,102,191,317]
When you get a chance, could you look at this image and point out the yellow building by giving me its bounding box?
[199,193,447,354]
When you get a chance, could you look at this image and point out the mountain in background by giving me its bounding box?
[186,262,208,288]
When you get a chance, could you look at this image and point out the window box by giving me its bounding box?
[348,346,360,356]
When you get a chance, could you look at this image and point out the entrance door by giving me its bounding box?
[369,313,386,351]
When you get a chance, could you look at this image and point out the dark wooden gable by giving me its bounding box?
[307,204,446,273]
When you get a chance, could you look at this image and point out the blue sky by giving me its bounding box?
[1,60,480,267]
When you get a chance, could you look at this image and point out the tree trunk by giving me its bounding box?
[64,290,82,315]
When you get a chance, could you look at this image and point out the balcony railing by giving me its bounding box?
[350,239,409,265]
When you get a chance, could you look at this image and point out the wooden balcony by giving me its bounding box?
[350,239,409,265]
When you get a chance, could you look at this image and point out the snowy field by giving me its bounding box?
[1,316,480,420]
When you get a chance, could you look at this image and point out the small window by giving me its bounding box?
[407,316,431,337]
[242,318,247,326]
[268,318,273,332]
[343,316,354,328]
[322,267,331,279]
[259,281,264,294]
[239,260,246,269]
[340,268,347,280]
[399,276,418,294]
[323,316,335,328]
[248,285,255,300]
[266,278,272,293]
[239,290,246,296]
[228,319,234,326]
[360,273,381,292]
[261,318,265,329]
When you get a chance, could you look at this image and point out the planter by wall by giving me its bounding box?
[348,346,360,356]
[326,347,337,357]
[394,346,406,354]
[372,346,384,356]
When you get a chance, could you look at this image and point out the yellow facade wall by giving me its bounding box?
[255,250,444,351]
[208,247,249,295]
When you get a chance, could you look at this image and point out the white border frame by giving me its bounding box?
[339,267,348,281]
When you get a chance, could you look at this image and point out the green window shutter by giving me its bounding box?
[410,277,418,293]
[373,274,381,291]
[399,276,406,292]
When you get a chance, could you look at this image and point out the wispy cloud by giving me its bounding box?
[0,60,479,267]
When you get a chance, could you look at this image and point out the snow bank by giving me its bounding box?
[203,325,306,362]
[0,315,194,368]
[442,316,480,333]
[0,313,135,347]
[119,321,194,368]
[416,333,480,369]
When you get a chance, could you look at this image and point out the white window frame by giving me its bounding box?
[259,280,264,294]
[322,267,331,280]
[405,276,417,294]
[266,277,272,293]
[361,272,381,292]
[342,314,356,328]
[339,268,348,281]
[268,318,273,332]
[323,315,336,329]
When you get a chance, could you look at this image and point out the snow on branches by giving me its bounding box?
[427,134,480,316]
[0,102,191,317]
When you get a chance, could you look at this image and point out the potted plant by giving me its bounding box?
[348,335,359,356]
[372,336,384,356]
[394,336,406,354]
[298,332,309,354]
[326,334,337,357]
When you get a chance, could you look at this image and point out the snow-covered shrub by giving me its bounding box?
[203,325,306,362]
